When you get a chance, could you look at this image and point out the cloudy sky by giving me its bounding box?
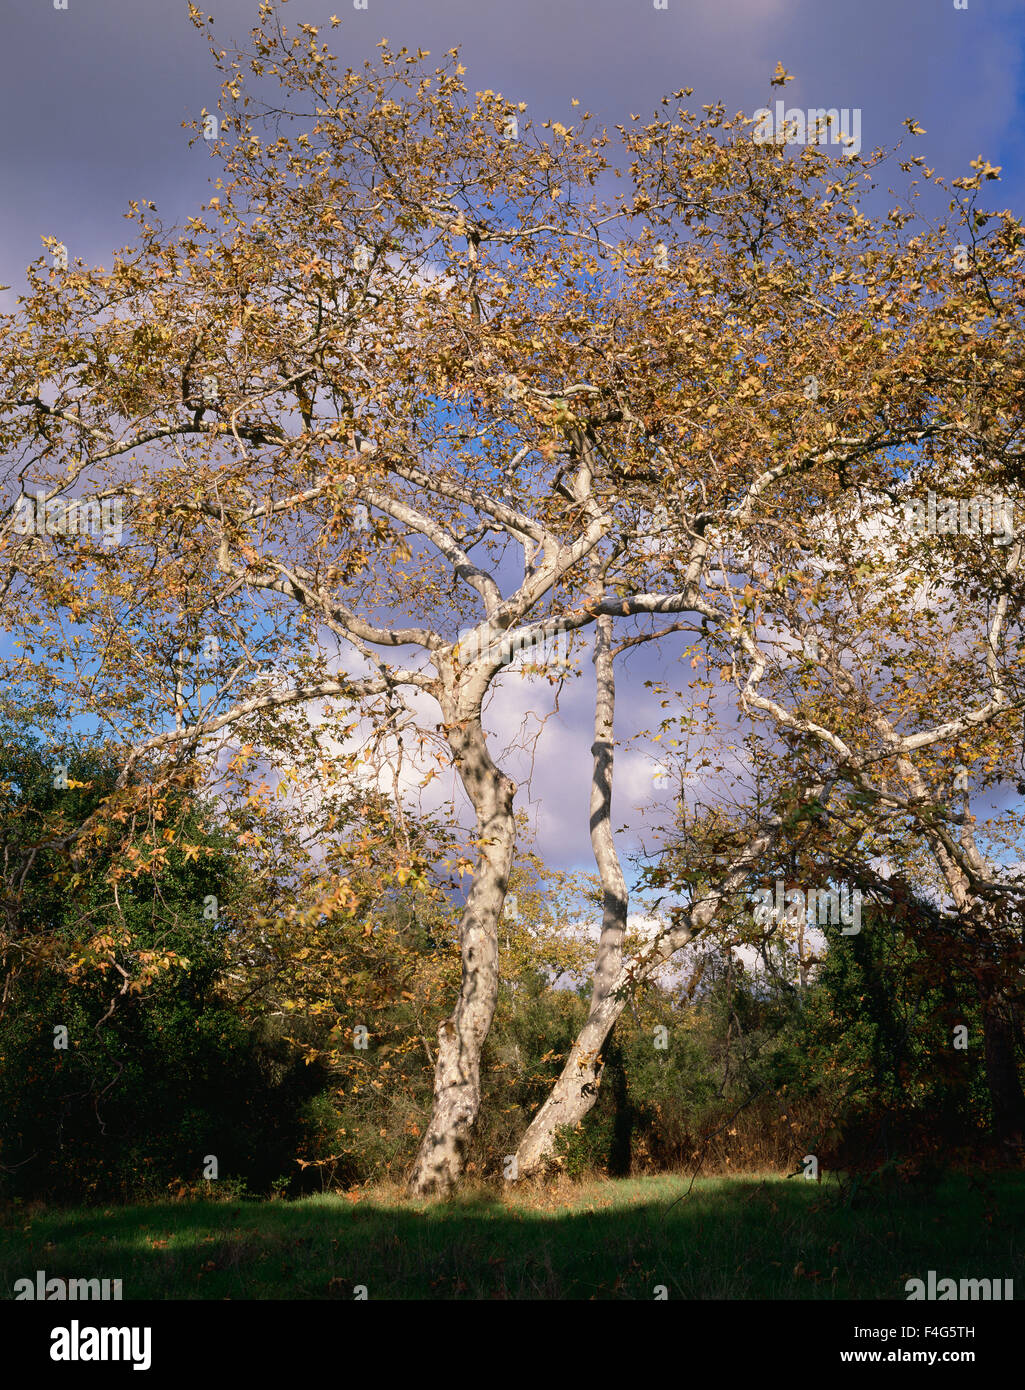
[2,0,1023,873]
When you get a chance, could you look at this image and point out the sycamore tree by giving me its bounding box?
[515,104,1025,1167]
[3,5,1024,1192]
[639,339,1025,1140]
[724,483,1025,1140]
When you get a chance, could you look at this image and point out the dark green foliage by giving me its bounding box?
[476,968,589,1172]
[544,909,1000,1184]
[793,905,992,1175]
[0,736,327,1202]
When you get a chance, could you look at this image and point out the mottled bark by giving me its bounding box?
[408,714,515,1196]
[515,614,627,1172]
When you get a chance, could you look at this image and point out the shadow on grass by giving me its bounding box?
[1,1172,1022,1300]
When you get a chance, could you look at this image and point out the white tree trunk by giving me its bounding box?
[516,614,629,1172]
[408,713,515,1196]
[516,724,789,1175]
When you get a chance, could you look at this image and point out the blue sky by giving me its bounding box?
[2,0,1024,296]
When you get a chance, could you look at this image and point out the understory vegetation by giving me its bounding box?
[0,738,1005,1206]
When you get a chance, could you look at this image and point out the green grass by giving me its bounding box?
[1,1171,1022,1299]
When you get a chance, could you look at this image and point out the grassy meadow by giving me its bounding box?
[2,1170,1022,1301]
